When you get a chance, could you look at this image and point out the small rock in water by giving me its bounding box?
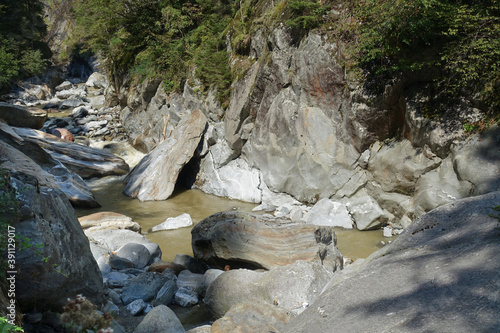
[127,299,146,316]
[151,213,193,232]
[383,227,393,238]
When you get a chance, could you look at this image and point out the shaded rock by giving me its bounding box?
[286,191,500,333]
[134,305,185,333]
[49,128,74,141]
[109,256,136,270]
[186,325,211,333]
[304,198,353,229]
[58,97,87,110]
[86,72,107,89]
[192,211,343,272]
[151,213,193,232]
[0,102,47,129]
[124,109,207,201]
[205,261,333,319]
[103,300,120,316]
[211,302,294,333]
[121,272,172,305]
[13,127,129,178]
[147,261,186,275]
[174,254,209,274]
[79,212,141,232]
[175,287,199,307]
[127,299,147,316]
[116,243,151,269]
[177,270,203,290]
[153,280,178,306]
[55,80,72,91]
[106,272,132,288]
[1,172,103,312]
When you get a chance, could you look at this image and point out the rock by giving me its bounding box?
[86,72,107,89]
[286,191,500,333]
[49,128,74,142]
[195,269,224,298]
[175,287,199,307]
[0,102,47,129]
[13,127,130,178]
[123,109,207,201]
[116,243,152,269]
[211,302,294,333]
[151,213,193,232]
[127,299,147,316]
[78,212,141,232]
[383,227,393,237]
[289,206,303,222]
[109,256,136,270]
[85,229,162,263]
[134,305,185,333]
[347,195,388,230]
[173,254,208,274]
[55,80,72,91]
[0,126,100,208]
[0,171,103,312]
[451,125,500,196]
[71,106,89,118]
[107,272,132,288]
[147,261,186,275]
[304,198,353,229]
[177,270,203,290]
[121,272,172,305]
[58,97,87,110]
[153,280,178,306]
[195,156,262,203]
[205,261,333,319]
[103,300,120,316]
[186,325,211,333]
[192,211,343,272]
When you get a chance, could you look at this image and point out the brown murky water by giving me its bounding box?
[76,175,392,262]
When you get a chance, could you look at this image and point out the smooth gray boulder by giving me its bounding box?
[286,191,500,333]
[116,243,151,269]
[192,211,343,272]
[124,109,207,201]
[205,261,334,319]
[134,305,185,333]
[304,198,353,229]
[0,171,103,312]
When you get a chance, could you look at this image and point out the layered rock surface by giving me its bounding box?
[191,211,343,272]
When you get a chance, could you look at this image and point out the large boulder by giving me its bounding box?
[123,109,207,201]
[286,191,500,333]
[0,102,47,129]
[13,127,129,178]
[0,170,103,312]
[205,261,333,319]
[191,211,343,272]
[134,305,185,333]
[78,212,141,232]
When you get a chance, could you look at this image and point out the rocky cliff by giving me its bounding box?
[110,25,499,231]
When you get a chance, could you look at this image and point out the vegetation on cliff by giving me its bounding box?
[0,0,50,92]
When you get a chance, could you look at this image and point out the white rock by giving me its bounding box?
[151,213,193,232]
[304,198,353,229]
[383,227,393,238]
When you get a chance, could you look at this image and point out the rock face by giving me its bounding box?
[123,109,207,201]
[0,171,103,312]
[191,211,343,272]
[286,191,500,333]
[13,127,129,178]
[0,102,47,129]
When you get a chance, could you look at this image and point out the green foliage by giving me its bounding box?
[286,0,327,30]
[73,0,234,103]
[0,0,49,91]
[337,0,500,112]
[0,317,23,333]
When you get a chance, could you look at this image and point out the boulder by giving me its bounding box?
[49,128,74,141]
[151,213,193,232]
[205,261,334,319]
[86,72,108,89]
[58,97,87,110]
[177,270,203,290]
[78,212,141,232]
[0,171,103,312]
[123,109,207,201]
[126,299,147,316]
[0,102,47,129]
[173,254,209,274]
[303,198,353,229]
[286,191,500,333]
[116,243,151,269]
[174,287,199,307]
[153,279,178,306]
[211,302,294,333]
[191,211,343,272]
[134,305,185,333]
[13,127,129,178]
[147,261,186,275]
[347,195,389,230]
[195,269,224,298]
